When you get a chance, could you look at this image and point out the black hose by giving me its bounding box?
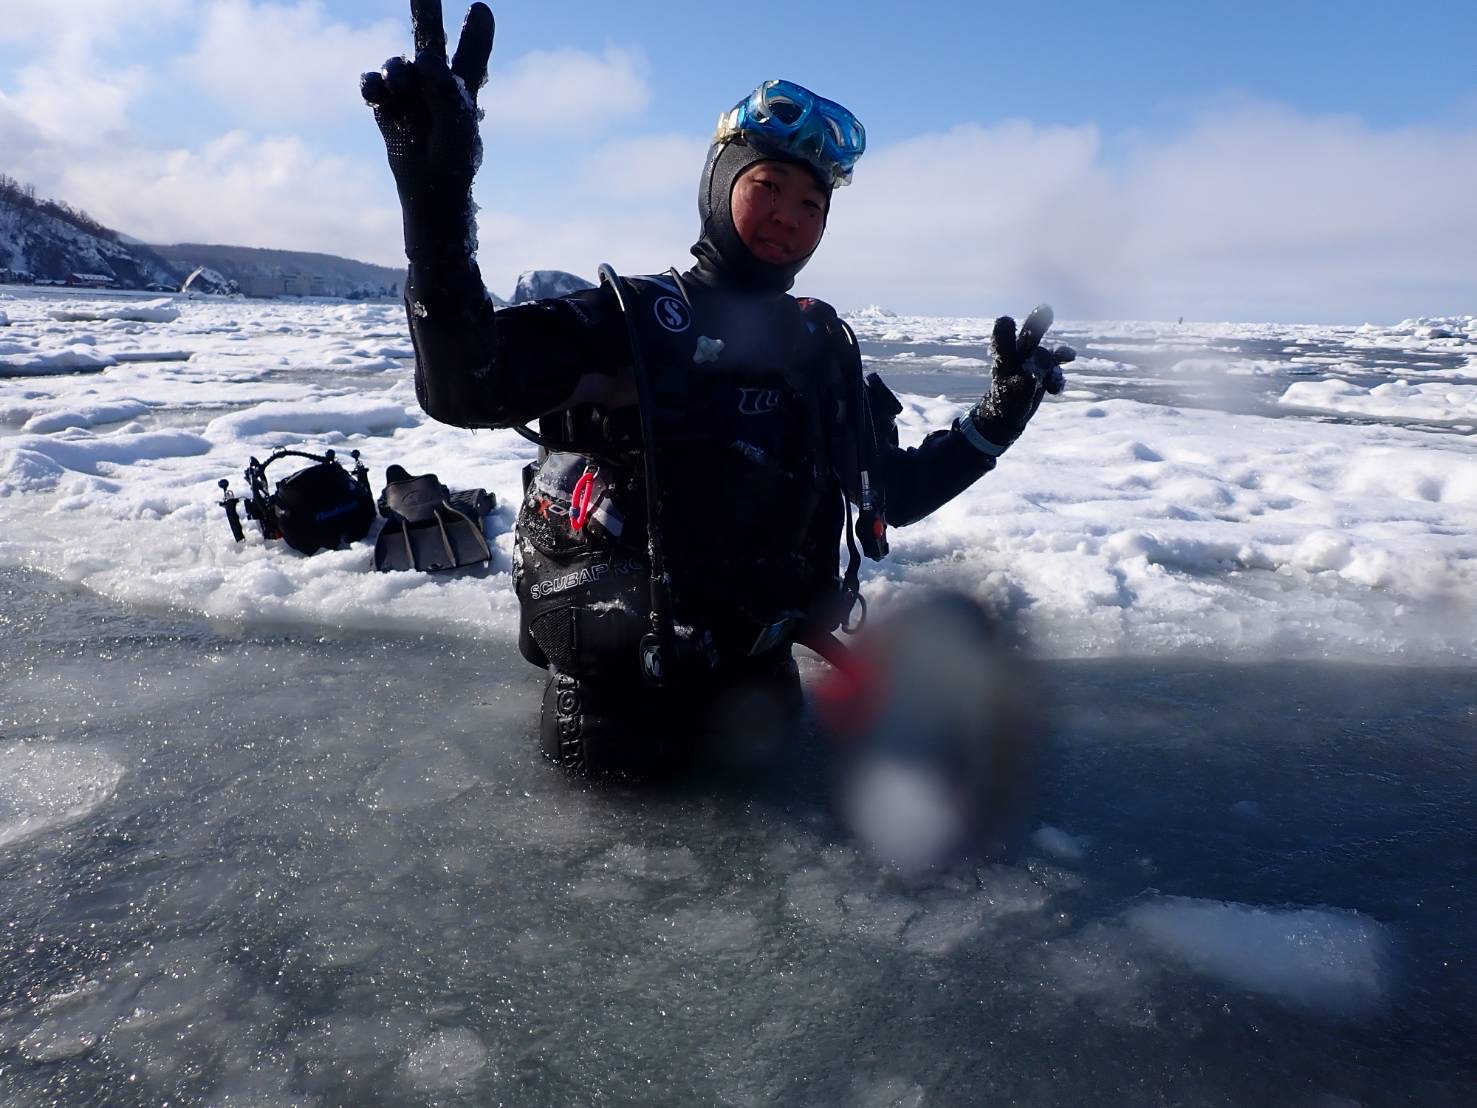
[597,263,677,685]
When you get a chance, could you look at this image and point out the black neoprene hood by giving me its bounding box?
[688,136,832,294]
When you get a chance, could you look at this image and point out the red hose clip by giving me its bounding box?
[569,465,597,531]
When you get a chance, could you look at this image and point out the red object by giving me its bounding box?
[806,631,887,743]
[569,469,596,530]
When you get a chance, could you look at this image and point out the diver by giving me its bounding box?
[362,1,1075,772]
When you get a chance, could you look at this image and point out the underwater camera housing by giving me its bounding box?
[219,448,375,555]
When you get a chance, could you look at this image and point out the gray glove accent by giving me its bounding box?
[954,415,1010,457]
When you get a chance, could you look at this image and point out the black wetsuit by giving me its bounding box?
[361,34,1037,767]
[404,251,1002,764]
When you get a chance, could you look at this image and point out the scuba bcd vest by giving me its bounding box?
[511,266,891,683]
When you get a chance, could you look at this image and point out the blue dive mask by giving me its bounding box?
[714,79,866,187]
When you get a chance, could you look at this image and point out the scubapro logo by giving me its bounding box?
[737,388,781,415]
[653,296,690,333]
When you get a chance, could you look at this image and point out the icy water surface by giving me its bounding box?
[1,568,1473,1106]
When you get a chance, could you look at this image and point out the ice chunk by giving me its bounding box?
[401,1028,490,1091]
[1031,824,1087,863]
[7,428,210,478]
[0,345,117,375]
[1229,799,1263,820]
[47,298,181,324]
[109,349,194,363]
[0,447,66,494]
[1125,896,1390,1015]
[205,398,416,440]
[22,399,151,434]
[0,742,125,847]
[1280,378,1477,422]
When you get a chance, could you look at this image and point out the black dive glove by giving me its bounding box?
[361,1,494,264]
[958,304,1075,456]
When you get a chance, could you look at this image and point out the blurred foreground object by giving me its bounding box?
[814,591,1040,869]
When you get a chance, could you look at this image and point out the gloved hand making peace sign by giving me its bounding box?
[959,304,1075,456]
[361,1,495,264]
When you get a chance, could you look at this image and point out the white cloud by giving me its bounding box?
[180,0,405,124]
[50,130,402,263]
[3,1,1472,328]
[579,133,709,198]
[0,0,188,49]
[484,46,651,132]
[472,207,695,300]
[2,48,149,145]
[803,105,1477,321]
[0,1,402,265]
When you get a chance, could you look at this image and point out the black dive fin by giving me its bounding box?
[374,468,496,573]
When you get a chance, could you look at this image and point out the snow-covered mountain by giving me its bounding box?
[148,243,402,300]
[0,180,178,289]
[0,179,400,298]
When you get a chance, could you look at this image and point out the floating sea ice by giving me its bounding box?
[1124,896,1390,1015]
[1229,799,1264,820]
[5,427,211,482]
[109,349,193,364]
[1279,377,1477,422]
[360,748,482,811]
[0,345,117,376]
[46,298,181,324]
[401,1028,490,1091]
[204,398,417,440]
[0,742,125,847]
[848,305,898,321]
[0,447,66,494]
[22,399,151,434]
[1031,824,1087,863]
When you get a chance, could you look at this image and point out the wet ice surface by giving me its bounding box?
[2,289,1477,1102]
[0,569,1473,1106]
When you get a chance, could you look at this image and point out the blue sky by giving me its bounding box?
[2,1,1474,321]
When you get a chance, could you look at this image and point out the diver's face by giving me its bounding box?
[730,160,828,266]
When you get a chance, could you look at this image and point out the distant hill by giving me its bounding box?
[0,175,178,289]
[0,177,401,299]
[148,243,402,300]
[0,177,595,305]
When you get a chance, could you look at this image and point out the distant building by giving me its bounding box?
[0,268,35,284]
[243,275,286,298]
[67,273,116,288]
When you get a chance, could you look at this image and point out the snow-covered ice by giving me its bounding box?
[1,290,1474,663]
[46,297,181,324]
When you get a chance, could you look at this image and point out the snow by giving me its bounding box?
[0,289,1474,663]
